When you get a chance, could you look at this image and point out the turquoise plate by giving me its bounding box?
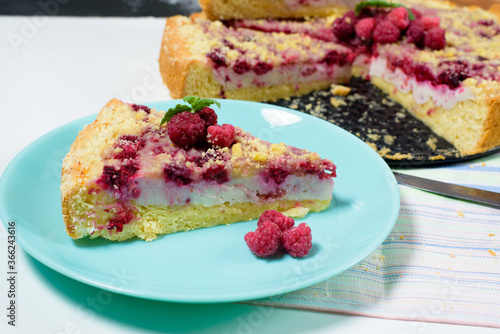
[0,100,400,303]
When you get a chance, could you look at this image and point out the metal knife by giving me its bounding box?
[393,172,500,209]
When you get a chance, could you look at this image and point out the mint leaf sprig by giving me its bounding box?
[160,96,221,126]
[354,0,415,20]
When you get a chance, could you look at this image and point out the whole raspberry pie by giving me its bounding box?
[159,0,500,156]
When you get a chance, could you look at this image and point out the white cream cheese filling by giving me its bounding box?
[213,63,352,91]
[134,174,334,207]
[369,56,475,109]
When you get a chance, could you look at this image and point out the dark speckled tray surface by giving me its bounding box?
[270,78,500,168]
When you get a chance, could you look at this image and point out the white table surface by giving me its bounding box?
[0,16,496,334]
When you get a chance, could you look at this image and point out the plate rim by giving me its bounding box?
[0,99,400,303]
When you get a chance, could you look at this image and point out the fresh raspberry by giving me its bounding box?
[257,210,295,232]
[167,111,207,148]
[387,7,410,30]
[406,19,425,47]
[373,20,400,44]
[409,8,423,19]
[281,223,312,257]
[207,124,235,148]
[197,107,218,127]
[244,221,281,257]
[424,26,446,50]
[333,11,356,42]
[421,16,440,31]
[355,18,376,41]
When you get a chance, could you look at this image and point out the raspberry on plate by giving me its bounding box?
[244,221,281,257]
[257,210,294,232]
[281,223,312,257]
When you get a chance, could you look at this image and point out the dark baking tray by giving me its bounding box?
[270,77,500,168]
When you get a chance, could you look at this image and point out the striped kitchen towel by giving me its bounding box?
[250,152,500,328]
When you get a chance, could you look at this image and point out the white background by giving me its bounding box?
[0,15,497,334]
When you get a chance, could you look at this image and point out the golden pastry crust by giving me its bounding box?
[198,0,348,20]
[159,15,206,99]
[61,99,147,237]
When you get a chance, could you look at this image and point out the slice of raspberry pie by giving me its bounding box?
[61,98,336,241]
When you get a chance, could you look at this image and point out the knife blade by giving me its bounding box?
[393,172,500,209]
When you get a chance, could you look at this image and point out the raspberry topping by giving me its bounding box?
[424,26,446,50]
[410,8,422,19]
[406,19,426,47]
[332,6,447,51]
[167,111,207,148]
[197,107,218,127]
[113,135,145,160]
[333,11,357,42]
[387,7,410,30]
[130,104,150,114]
[281,223,312,257]
[207,124,235,148]
[193,150,226,167]
[373,20,400,44]
[244,221,282,257]
[421,16,440,31]
[257,210,294,232]
[355,18,376,41]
